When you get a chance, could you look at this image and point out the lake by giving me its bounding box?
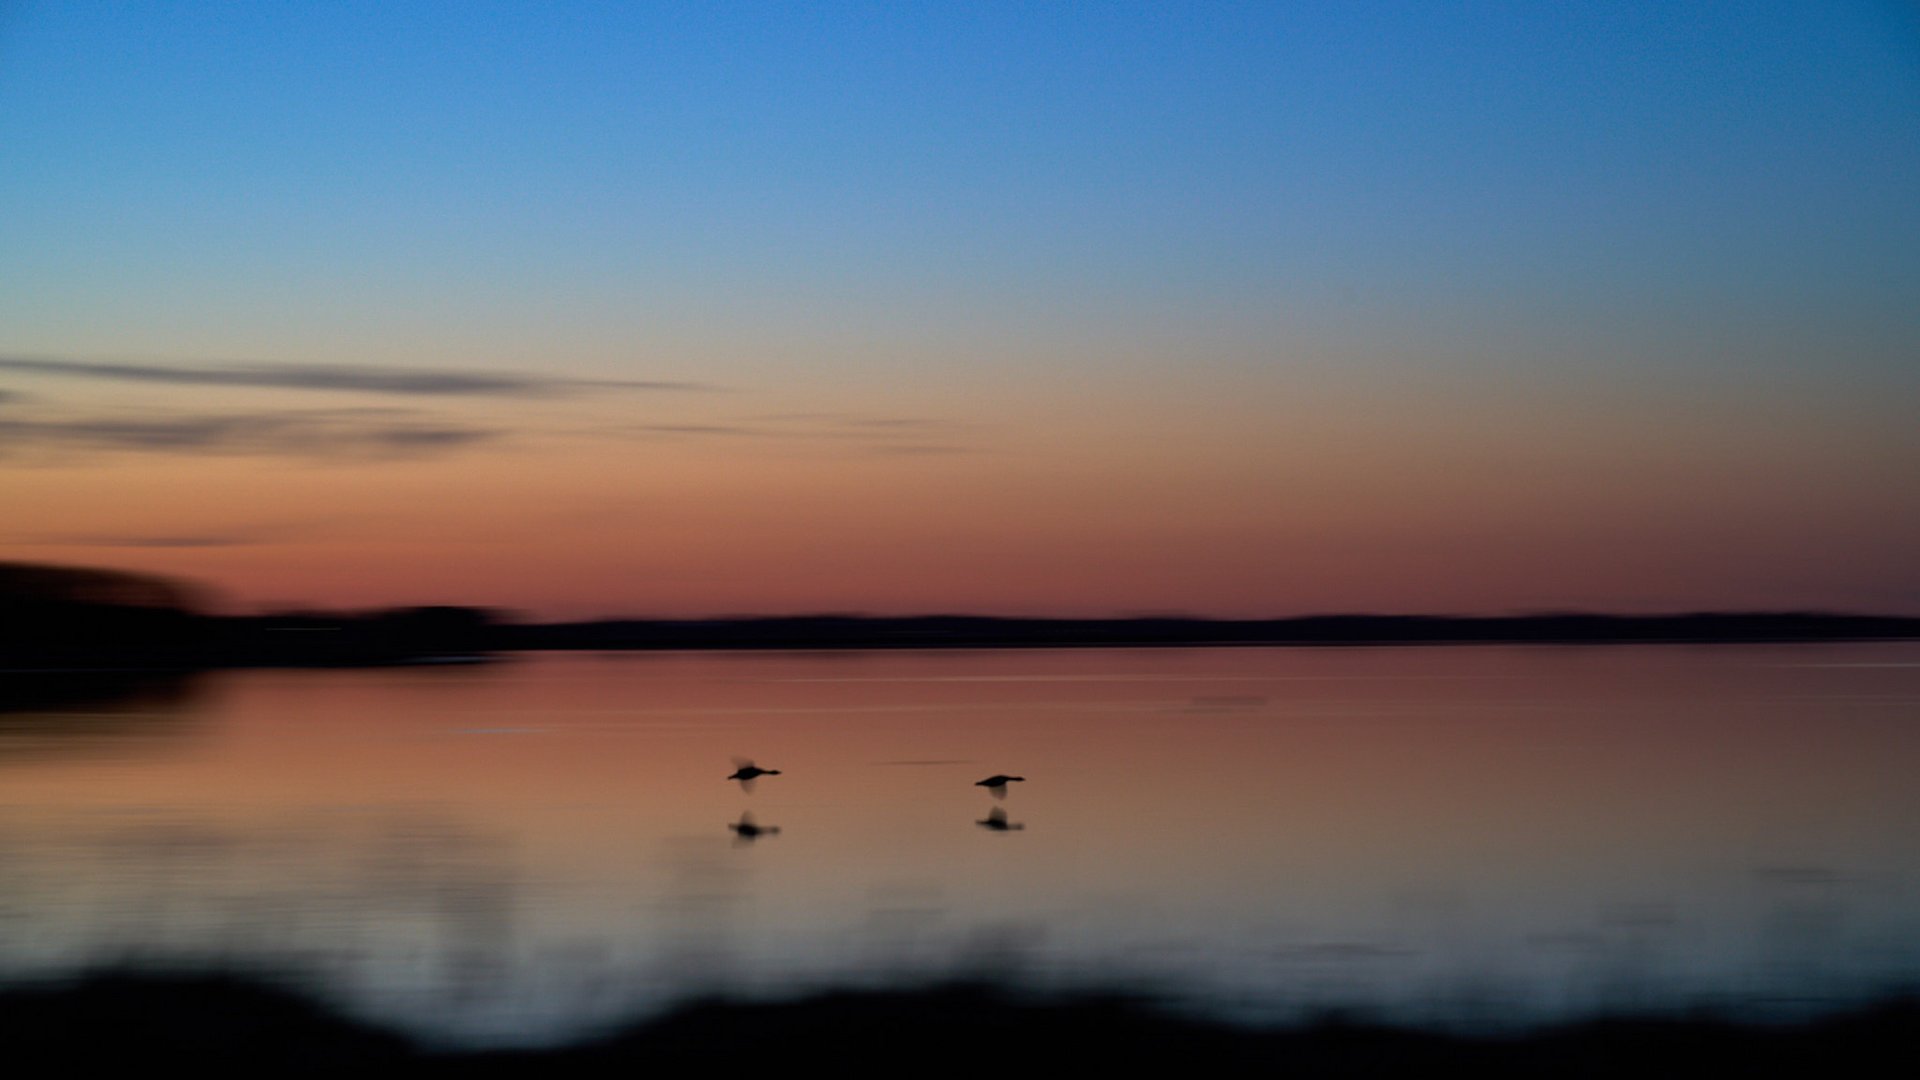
[4,643,1919,1045]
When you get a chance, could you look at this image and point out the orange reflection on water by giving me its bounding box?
[5,644,1920,1041]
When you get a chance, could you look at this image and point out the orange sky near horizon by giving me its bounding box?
[3,356,1915,618]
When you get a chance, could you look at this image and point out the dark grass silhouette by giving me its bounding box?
[4,969,1916,1075]
[0,971,413,1070]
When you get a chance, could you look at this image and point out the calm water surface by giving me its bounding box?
[4,644,1919,1043]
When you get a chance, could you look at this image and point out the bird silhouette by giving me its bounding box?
[974,774,1025,798]
[728,759,782,792]
[729,811,780,844]
[975,806,1024,832]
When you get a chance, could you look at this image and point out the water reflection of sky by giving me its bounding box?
[4,645,1920,1044]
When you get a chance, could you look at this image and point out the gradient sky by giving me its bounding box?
[2,1,1917,618]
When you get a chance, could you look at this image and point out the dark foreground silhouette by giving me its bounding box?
[1,970,1915,1075]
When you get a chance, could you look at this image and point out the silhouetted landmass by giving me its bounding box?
[504,612,1920,652]
[0,669,205,760]
[216,605,500,666]
[1,970,1914,1074]
[0,669,200,714]
[0,561,210,668]
[1,561,500,669]
[6,561,1920,671]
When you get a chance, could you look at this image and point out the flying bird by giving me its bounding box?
[975,774,1025,798]
[728,759,782,791]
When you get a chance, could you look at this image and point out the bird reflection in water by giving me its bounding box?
[975,807,1024,832]
[727,758,782,793]
[728,812,781,845]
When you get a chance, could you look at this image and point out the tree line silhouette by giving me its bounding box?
[0,562,493,668]
[4,560,1918,671]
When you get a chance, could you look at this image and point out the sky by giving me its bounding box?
[2,1,1917,618]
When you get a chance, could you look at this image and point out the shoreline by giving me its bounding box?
[6,612,1920,673]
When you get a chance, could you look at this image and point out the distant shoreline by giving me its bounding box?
[502,612,1920,654]
[7,609,1920,672]
[11,559,1920,669]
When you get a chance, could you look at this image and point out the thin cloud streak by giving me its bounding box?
[628,413,979,455]
[749,413,945,430]
[857,443,972,456]
[636,424,760,436]
[0,409,500,460]
[24,534,261,549]
[0,356,717,397]
[6,512,369,550]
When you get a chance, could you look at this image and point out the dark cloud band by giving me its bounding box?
[0,410,499,459]
[0,356,713,397]
[33,534,258,549]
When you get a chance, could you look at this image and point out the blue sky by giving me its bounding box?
[7,2,1914,355]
